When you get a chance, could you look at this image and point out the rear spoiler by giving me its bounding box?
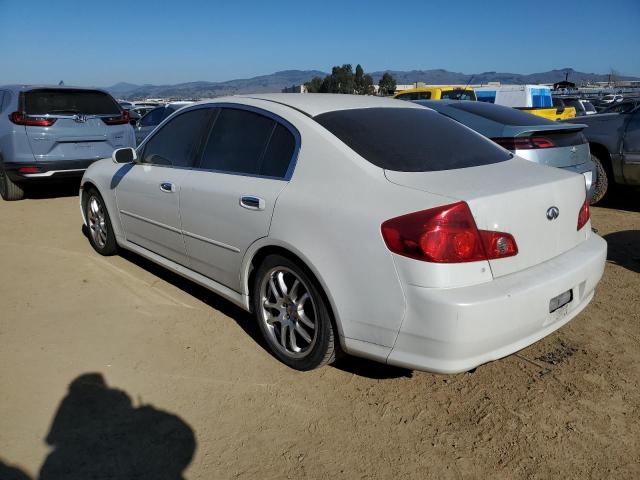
[503,123,586,138]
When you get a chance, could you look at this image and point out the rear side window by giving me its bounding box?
[141,108,213,167]
[315,107,511,172]
[23,89,120,115]
[397,92,431,101]
[199,108,296,178]
[449,101,555,126]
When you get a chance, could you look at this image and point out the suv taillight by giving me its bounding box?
[9,111,56,127]
[381,202,518,263]
[491,136,556,150]
[577,197,590,230]
[102,110,130,125]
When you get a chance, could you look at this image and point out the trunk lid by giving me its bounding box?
[385,157,589,278]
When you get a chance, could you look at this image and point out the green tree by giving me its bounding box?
[354,64,365,94]
[322,64,355,93]
[362,74,375,95]
[378,72,397,96]
[304,76,324,93]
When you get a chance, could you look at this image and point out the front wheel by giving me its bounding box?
[84,188,118,256]
[590,154,609,205]
[253,255,337,370]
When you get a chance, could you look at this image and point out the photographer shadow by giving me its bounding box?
[37,373,196,480]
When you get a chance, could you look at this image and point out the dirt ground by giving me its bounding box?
[1,184,639,480]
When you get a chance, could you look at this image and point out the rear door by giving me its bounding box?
[622,110,640,166]
[22,89,131,162]
[180,106,298,291]
[115,107,214,265]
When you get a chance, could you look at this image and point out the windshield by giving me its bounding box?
[24,89,121,115]
[447,101,555,126]
[315,107,511,172]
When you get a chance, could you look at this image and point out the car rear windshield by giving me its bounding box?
[314,107,511,172]
[23,89,121,115]
[440,89,476,101]
[448,101,556,126]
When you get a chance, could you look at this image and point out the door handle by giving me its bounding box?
[159,182,176,193]
[240,195,265,210]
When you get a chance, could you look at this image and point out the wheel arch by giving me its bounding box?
[589,142,615,180]
[242,240,345,342]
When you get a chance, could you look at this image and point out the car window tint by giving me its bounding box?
[24,89,120,115]
[140,107,165,126]
[315,107,511,172]
[447,101,556,126]
[141,108,213,168]
[440,90,475,101]
[199,108,275,175]
[260,123,296,178]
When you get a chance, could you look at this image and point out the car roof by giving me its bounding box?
[216,93,425,117]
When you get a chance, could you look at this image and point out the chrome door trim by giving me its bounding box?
[182,230,240,253]
[119,209,182,234]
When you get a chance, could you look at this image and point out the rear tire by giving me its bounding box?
[0,163,25,201]
[590,154,609,205]
[253,254,336,371]
[84,188,118,256]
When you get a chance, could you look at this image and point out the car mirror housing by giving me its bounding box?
[112,147,137,164]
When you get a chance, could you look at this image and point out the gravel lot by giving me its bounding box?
[1,184,638,479]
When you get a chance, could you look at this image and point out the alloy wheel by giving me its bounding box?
[259,267,318,358]
[87,195,108,249]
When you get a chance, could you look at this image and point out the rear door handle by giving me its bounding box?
[160,182,176,193]
[240,195,265,210]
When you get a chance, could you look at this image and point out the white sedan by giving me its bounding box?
[80,94,607,373]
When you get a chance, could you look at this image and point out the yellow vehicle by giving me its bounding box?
[519,106,576,121]
[394,86,477,101]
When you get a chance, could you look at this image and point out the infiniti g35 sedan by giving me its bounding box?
[79,94,607,373]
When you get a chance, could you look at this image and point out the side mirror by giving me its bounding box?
[112,147,137,164]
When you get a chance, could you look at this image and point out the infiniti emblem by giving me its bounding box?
[73,114,88,123]
[546,206,560,220]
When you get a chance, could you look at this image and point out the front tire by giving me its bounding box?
[0,163,25,201]
[590,154,609,205]
[84,188,118,256]
[253,254,336,370]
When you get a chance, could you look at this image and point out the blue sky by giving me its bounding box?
[1,0,638,87]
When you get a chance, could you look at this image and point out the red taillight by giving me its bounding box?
[381,201,518,263]
[491,136,556,150]
[9,111,56,127]
[102,110,130,125]
[18,166,41,174]
[577,197,590,230]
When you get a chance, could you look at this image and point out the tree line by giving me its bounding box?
[304,64,397,96]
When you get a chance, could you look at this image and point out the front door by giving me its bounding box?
[115,106,214,265]
[180,106,298,291]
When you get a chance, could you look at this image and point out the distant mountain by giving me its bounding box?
[107,68,639,99]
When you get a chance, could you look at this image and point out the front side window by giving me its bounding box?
[199,108,296,178]
[139,107,165,127]
[140,108,213,167]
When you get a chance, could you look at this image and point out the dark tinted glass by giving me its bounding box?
[200,108,275,175]
[315,107,511,172]
[260,123,296,177]
[24,89,120,115]
[448,101,555,126]
[397,92,431,100]
[140,107,165,126]
[141,108,213,167]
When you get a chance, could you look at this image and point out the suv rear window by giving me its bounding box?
[315,107,511,172]
[448,101,555,126]
[23,89,121,115]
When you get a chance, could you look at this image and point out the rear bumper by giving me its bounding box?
[387,234,607,373]
[4,159,99,182]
